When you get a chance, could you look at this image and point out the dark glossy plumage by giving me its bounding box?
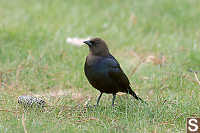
[83,38,144,106]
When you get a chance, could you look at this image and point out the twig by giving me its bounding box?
[193,72,200,86]
[22,113,28,133]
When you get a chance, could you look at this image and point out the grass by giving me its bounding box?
[0,0,200,132]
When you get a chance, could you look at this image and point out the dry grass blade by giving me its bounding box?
[0,109,19,114]
[129,13,137,25]
[193,72,200,87]
[0,72,2,88]
[16,63,24,88]
[188,69,200,87]
[22,113,28,133]
[131,58,145,76]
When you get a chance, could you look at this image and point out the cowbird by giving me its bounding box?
[83,38,144,106]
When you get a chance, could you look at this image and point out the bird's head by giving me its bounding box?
[83,38,110,56]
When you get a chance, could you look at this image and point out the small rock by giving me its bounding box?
[18,95,46,108]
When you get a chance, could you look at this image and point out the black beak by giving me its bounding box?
[83,40,92,47]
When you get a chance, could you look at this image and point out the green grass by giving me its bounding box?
[0,0,200,132]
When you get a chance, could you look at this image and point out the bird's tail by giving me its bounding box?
[128,88,147,104]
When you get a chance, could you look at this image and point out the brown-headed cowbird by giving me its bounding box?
[83,38,145,106]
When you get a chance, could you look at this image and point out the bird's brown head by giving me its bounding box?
[83,38,110,56]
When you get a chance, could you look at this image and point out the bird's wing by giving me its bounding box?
[104,57,130,89]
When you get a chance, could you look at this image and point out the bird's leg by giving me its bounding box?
[112,94,116,107]
[95,92,103,106]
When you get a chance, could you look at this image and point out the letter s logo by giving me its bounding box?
[188,119,198,132]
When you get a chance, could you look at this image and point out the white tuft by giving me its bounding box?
[66,37,90,46]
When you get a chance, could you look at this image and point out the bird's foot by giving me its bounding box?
[86,104,99,109]
[112,103,117,108]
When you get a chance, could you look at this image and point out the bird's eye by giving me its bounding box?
[90,41,98,46]
[90,41,94,44]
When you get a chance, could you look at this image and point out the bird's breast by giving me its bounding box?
[85,62,109,78]
[84,56,120,93]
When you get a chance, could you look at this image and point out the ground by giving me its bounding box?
[0,0,200,132]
